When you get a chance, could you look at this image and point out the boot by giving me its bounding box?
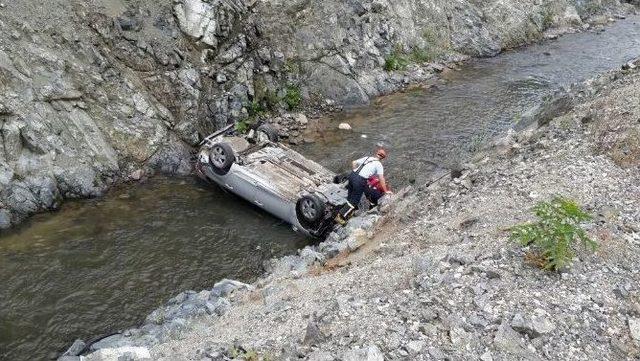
[334,202,356,226]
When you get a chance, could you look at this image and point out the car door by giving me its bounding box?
[253,178,291,221]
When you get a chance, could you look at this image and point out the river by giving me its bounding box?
[1,16,639,360]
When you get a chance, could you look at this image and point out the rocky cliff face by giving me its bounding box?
[0,0,635,228]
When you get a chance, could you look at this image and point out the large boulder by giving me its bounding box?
[173,0,248,48]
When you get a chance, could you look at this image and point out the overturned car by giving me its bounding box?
[195,123,349,237]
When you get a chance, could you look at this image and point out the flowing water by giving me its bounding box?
[301,18,640,186]
[0,178,306,359]
[1,17,640,360]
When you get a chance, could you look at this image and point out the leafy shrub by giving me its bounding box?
[235,118,254,133]
[384,44,410,71]
[283,85,302,110]
[247,100,266,117]
[510,197,597,271]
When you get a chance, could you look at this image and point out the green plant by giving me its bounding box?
[235,118,254,133]
[510,197,597,271]
[283,59,300,74]
[283,85,302,110]
[384,51,409,71]
[263,90,280,110]
[421,28,439,43]
[411,48,437,64]
[541,7,554,29]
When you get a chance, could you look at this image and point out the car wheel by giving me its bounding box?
[296,194,326,228]
[256,124,279,143]
[209,142,235,175]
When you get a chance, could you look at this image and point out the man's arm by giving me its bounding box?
[378,175,391,193]
[352,157,364,170]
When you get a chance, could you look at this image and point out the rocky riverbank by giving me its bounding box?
[1,0,638,229]
[61,56,640,360]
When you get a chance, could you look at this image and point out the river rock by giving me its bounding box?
[338,123,352,130]
[83,346,151,361]
[0,209,11,229]
[62,339,86,356]
[211,279,254,297]
[294,113,309,125]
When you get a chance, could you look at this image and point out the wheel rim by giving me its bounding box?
[212,146,227,168]
[301,198,317,220]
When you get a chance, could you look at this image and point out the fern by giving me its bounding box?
[510,197,597,271]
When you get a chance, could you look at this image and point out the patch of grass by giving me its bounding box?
[411,47,439,64]
[384,49,409,72]
[235,117,257,133]
[283,85,302,110]
[247,100,266,117]
[510,196,597,271]
[283,59,300,74]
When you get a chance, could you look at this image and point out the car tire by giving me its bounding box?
[209,142,235,175]
[256,124,279,143]
[296,194,326,228]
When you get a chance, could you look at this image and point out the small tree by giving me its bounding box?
[510,196,597,271]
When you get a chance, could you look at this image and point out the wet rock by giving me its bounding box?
[338,123,352,130]
[62,339,86,356]
[211,279,254,297]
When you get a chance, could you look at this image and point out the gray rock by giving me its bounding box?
[405,340,426,354]
[341,345,384,361]
[173,0,247,48]
[629,318,640,341]
[303,321,324,345]
[62,339,86,356]
[0,209,11,229]
[89,334,130,351]
[307,350,334,361]
[83,346,151,361]
[511,310,555,338]
[494,321,531,356]
[211,279,254,297]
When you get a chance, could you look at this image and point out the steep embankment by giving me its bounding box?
[72,60,640,361]
[0,0,636,228]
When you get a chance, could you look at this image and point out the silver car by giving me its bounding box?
[195,124,348,237]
